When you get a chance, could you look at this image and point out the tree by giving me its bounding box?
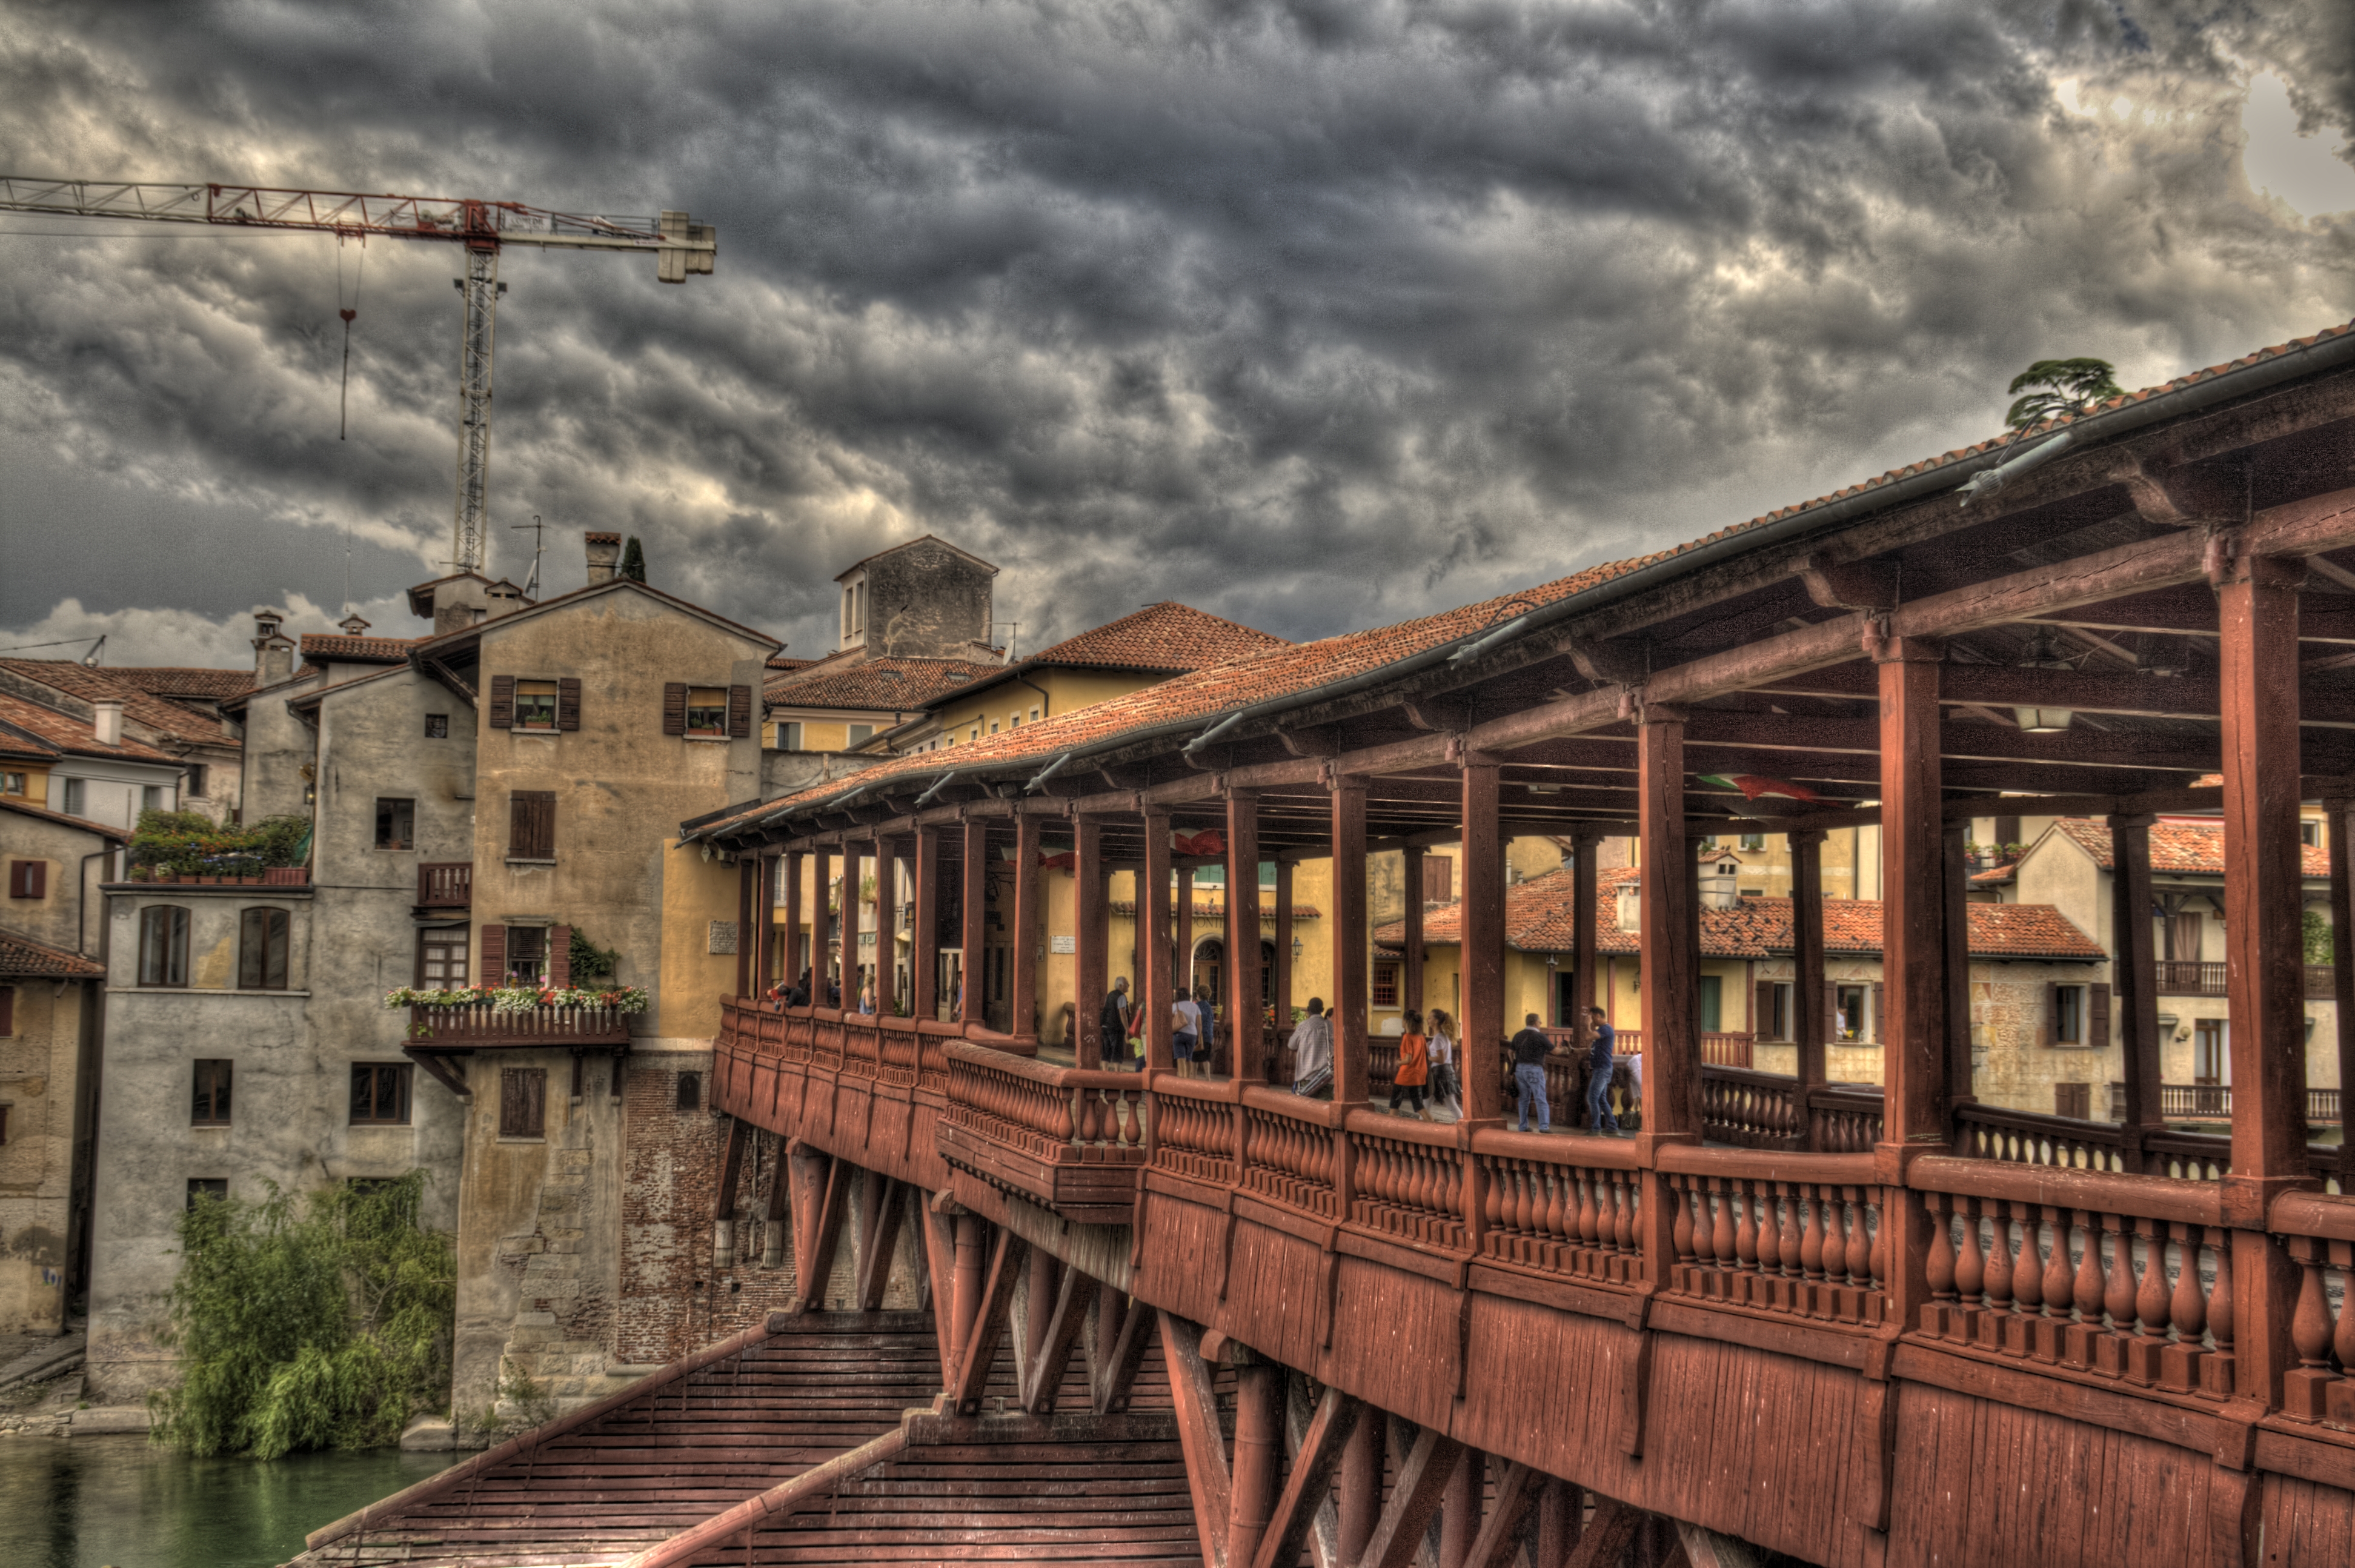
[2005,357,2125,431]
[620,536,646,583]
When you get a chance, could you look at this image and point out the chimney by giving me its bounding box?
[483,580,525,619]
[339,613,371,636]
[585,531,622,586]
[91,700,124,747]
[252,611,293,686]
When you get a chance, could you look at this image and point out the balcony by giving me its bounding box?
[417,862,472,908]
[2160,1083,2342,1123]
[405,999,629,1048]
[2156,959,2337,998]
[937,1041,1146,1225]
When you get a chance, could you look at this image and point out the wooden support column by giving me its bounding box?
[734,855,756,998]
[1943,819,1973,1116]
[1025,1245,1058,1371]
[1332,774,1370,1105]
[810,846,834,998]
[1012,814,1043,1038]
[2110,813,2164,1163]
[1177,855,1195,995]
[2330,799,2355,1192]
[912,828,940,1021]
[1403,844,1427,1019]
[1460,749,1506,1124]
[1228,1350,1284,1568]
[760,1138,791,1268]
[711,1115,748,1271]
[781,850,804,997]
[950,1213,988,1372]
[1876,635,1945,1341]
[838,841,862,1012]
[2216,551,2310,1418]
[756,854,777,998]
[1272,860,1295,1040]
[1227,789,1263,1081]
[873,837,898,1012]
[1337,1412,1381,1565]
[1791,829,1828,1109]
[960,817,989,1025]
[1438,1448,1482,1568]
[1075,816,1107,1068]
[1636,708,1699,1147]
[1570,833,1599,1050]
[1144,807,1174,1077]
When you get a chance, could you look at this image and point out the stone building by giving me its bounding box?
[0,659,245,825]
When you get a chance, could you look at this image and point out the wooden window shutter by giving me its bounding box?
[1755,982,1776,1040]
[728,684,752,739]
[2089,982,2112,1051]
[488,674,516,730]
[663,683,688,737]
[2055,1081,2090,1120]
[2045,982,2061,1048]
[0,986,13,1035]
[557,677,582,732]
[1870,982,1884,1043]
[500,1067,546,1138]
[510,792,556,859]
[1824,983,1838,1039]
[1423,855,1453,905]
[8,860,44,899]
[480,923,505,984]
[550,925,572,988]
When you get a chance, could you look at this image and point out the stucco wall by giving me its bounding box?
[0,979,90,1335]
[864,539,994,659]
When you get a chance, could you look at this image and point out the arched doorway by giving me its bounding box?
[1194,937,1223,1003]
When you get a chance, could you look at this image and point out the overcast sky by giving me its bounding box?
[4,1,2353,670]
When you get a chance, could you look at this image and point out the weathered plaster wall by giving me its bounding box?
[657,839,740,1044]
[0,979,90,1334]
[863,540,994,659]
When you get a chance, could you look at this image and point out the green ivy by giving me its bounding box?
[130,809,312,876]
[2305,908,2336,966]
[149,1172,454,1459]
[568,928,619,982]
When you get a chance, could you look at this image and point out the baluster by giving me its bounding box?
[1846,1186,1874,1294]
[2128,1217,2171,1384]
[1802,1185,1831,1292]
[1776,1182,1803,1280]
[1482,1155,1504,1234]
[2101,1214,2135,1341]
[1709,1180,1736,1274]
[1613,1174,1635,1256]
[1585,1169,1608,1256]
[2166,1222,2207,1390]
[2042,1205,2073,1323]
[1504,1158,1530,1239]
[1922,1192,1953,1332]
[2007,1203,2042,1337]
[1981,1201,2015,1335]
[1733,1181,1760,1278]
[1542,1164,1567,1258]
[2205,1227,2234,1391]
[2071,1209,2103,1329]
[2292,1240,2334,1403]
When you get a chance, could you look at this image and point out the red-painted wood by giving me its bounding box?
[1012,814,1042,1038]
[912,829,939,1022]
[2330,798,2355,1192]
[782,849,804,998]
[1227,1353,1283,1568]
[1637,711,1698,1145]
[1227,789,1263,1084]
[1403,843,1427,1020]
[960,819,989,1025]
[1789,828,1827,1108]
[1569,833,1598,1057]
[1331,775,1370,1106]
[2110,813,2162,1160]
[1144,807,1175,1078]
[1077,816,1107,1069]
[1460,756,1504,1124]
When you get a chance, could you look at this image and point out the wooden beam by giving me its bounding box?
[1458,1463,1541,1568]
[1357,1424,1467,1568]
[796,1152,848,1312]
[917,1199,957,1381]
[1673,1521,1762,1568]
[407,1049,470,1098]
[951,1226,1026,1414]
[960,817,989,1025]
[1562,1495,1641,1568]
[1160,1311,1234,1568]
[1249,1383,1361,1568]
[1092,1289,1153,1414]
[854,1176,904,1312]
[1020,1259,1098,1413]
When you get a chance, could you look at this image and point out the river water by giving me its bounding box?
[0,1435,457,1568]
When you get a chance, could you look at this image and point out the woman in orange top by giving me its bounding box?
[1390,1010,1431,1119]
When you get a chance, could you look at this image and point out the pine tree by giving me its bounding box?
[620,536,647,583]
[2004,358,2124,431]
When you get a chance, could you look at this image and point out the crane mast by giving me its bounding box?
[0,179,717,574]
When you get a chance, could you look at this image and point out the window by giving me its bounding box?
[0,986,14,1035]
[969,727,979,743]
[989,721,1000,734]
[191,1059,233,1125]
[509,791,556,860]
[1372,961,1400,1009]
[61,778,84,816]
[143,784,165,812]
[1739,834,1765,851]
[1422,856,1453,905]
[500,1068,546,1138]
[2302,820,2323,847]
[1835,985,1867,1043]
[0,772,23,796]
[1698,974,1722,1032]
[350,1064,413,1125]
[1008,713,1020,729]
[776,721,803,751]
[2195,1018,2227,1085]
[676,1072,702,1112]
[1761,982,1792,1041]
[424,714,449,739]
[237,908,290,990]
[7,860,45,900]
[187,1178,228,1209]
[514,679,559,730]
[2053,983,2085,1046]
[138,905,190,986]
[846,723,875,747]
[374,798,415,850]
[504,925,548,986]
[416,931,468,988]
[2054,1082,2091,1120]
[686,687,729,736]
[1029,706,1040,723]
[184,763,208,797]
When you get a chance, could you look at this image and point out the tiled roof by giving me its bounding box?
[693,316,2355,845]
[2047,817,2328,878]
[107,666,254,702]
[765,657,1005,713]
[299,633,421,663]
[0,660,225,737]
[767,656,814,673]
[0,928,105,979]
[0,691,177,763]
[0,797,131,841]
[1020,602,1289,674]
[1375,865,2103,960]
[1109,899,1322,921]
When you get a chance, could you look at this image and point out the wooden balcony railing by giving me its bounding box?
[2154,960,2336,997]
[937,1041,1146,1224]
[407,1000,629,1047]
[2159,1083,2343,1122]
[416,862,471,907]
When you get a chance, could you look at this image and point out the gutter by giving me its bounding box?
[689,323,2355,846]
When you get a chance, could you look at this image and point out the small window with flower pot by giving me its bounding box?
[685,688,729,737]
[513,680,559,731]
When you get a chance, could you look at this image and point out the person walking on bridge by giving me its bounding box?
[1100,976,1135,1069]
[1510,1014,1553,1133]
[1584,1005,1621,1135]
[1289,997,1334,1098]
[1390,1011,1432,1118]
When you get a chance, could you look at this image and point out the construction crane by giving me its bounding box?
[0,178,717,574]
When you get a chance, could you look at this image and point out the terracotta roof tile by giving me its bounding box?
[1375,865,2102,960]
[765,657,1006,713]
[0,797,131,841]
[0,928,104,979]
[0,691,177,763]
[0,660,225,737]
[2047,817,2327,877]
[105,666,254,702]
[1023,602,1289,674]
[299,633,421,663]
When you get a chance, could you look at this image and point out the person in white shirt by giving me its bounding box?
[1172,988,1200,1077]
[1426,1008,1461,1117]
[1289,998,1334,1098]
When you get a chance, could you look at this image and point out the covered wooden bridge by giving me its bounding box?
[305,322,2355,1566]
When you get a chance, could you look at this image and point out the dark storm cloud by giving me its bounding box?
[2,0,2352,665]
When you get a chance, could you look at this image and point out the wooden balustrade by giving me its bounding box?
[1953,1103,2133,1172]
[942,1043,1146,1163]
[1148,1080,1239,1186]
[1472,1131,1643,1286]
[1239,1094,1338,1218]
[415,861,471,907]
[407,1001,629,1047]
[1659,1149,1887,1327]
[2274,1192,2355,1423]
[1343,1112,1466,1250]
[1913,1157,2234,1399]
[2158,1083,2344,1123]
[1699,1068,1804,1148]
[2156,960,2340,998]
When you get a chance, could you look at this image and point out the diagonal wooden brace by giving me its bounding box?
[1357,1423,1467,1568]
[949,1226,1026,1414]
[1021,1260,1098,1414]
[1251,1383,1361,1568]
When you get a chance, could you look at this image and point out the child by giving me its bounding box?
[1390,1010,1431,1119]
[1426,1008,1461,1117]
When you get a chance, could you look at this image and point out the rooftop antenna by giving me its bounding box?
[992,619,1020,663]
[511,514,546,598]
[342,522,353,617]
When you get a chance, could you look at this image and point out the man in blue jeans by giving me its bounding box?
[1584,1004,1620,1134]
[1509,1014,1552,1132]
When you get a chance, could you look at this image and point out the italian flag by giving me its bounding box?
[1696,772,1825,805]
